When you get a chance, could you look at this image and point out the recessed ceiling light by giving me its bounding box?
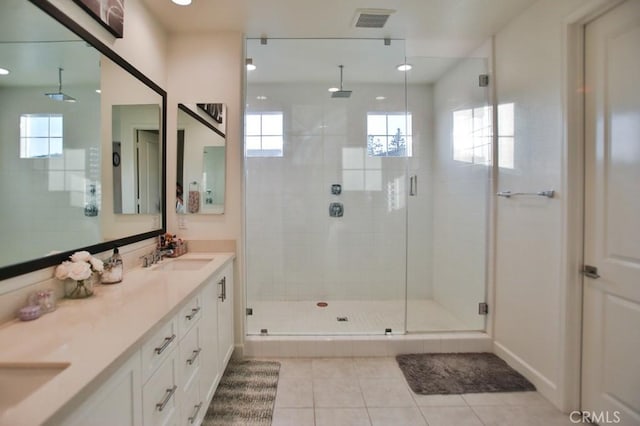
[247,63,256,71]
[396,64,412,71]
[328,87,339,93]
[171,0,192,5]
[0,67,10,75]
[256,95,267,100]
[376,96,386,100]
[95,89,101,94]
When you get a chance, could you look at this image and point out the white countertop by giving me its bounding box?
[0,252,234,426]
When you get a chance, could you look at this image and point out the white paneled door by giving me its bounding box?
[582,1,640,425]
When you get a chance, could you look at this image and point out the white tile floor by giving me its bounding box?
[268,357,575,426]
[247,299,478,335]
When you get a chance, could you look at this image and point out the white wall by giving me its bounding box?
[431,55,491,330]
[166,31,244,344]
[47,0,167,86]
[492,0,585,410]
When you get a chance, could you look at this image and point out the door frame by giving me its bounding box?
[560,0,627,413]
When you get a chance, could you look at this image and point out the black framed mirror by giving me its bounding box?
[0,0,166,281]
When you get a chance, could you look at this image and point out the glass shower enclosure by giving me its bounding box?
[244,38,491,335]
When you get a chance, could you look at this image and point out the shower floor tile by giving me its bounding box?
[246,299,471,335]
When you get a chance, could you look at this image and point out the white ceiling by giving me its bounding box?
[143,0,536,43]
[143,0,537,84]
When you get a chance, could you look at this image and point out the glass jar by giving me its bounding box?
[64,273,97,299]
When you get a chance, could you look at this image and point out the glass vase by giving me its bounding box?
[64,273,97,299]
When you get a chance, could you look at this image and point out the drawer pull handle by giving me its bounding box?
[186,306,201,320]
[186,348,202,365]
[156,385,177,412]
[188,402,203,424]
[154,334,176,355]
[218,276,226,301]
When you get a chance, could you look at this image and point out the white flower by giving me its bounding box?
[67,261,92,281]
[54,251,104,282]
[70,251,92,263]
[89,257,104,273]
[54,261,71,280]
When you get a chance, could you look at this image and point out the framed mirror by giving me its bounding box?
[0,0,166,281]
[177,103,226,215]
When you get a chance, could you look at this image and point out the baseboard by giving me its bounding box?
[493,341,562,410]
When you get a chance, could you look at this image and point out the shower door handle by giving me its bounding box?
[410,175,418,196]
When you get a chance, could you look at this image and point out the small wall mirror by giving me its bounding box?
[177,103,226,215]
[112,104,162,215]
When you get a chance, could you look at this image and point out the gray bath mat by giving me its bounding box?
[204,359,280,426]
[396,352,535,395]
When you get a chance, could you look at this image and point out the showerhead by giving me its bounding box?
[45,92,76,102]
[331,90,352,98]
[45,68,76,103]
[331,65,352,98]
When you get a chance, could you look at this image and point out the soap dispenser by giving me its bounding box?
[101,247,123,284]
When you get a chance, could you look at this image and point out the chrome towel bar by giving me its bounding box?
[496,190,554,198]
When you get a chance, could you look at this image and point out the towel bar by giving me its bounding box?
[496,190,554,199]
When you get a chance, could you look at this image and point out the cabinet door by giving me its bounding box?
[217,262,234,372]
[200,275,220,404]
[61,351,142,426]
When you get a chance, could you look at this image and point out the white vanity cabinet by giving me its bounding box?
[48,257,235,426]
[60,350,143,426]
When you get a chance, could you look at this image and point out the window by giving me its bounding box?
[367,113,412,157]
[19,114,63,158]
[245,112,284,157]
[452,103,515,169]
[497,103,515,169]
[453,106,491,166]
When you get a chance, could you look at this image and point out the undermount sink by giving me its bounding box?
[0,362,70,411]
[152,258,212,271]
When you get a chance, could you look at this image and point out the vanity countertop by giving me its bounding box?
[0,252,234,426]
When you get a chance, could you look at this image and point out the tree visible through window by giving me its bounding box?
[245,112,284,157]
[367,113,412,157]
[19,114,63,158]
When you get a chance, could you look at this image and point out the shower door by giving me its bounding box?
[244,38,409,335]
[405,55,492,332]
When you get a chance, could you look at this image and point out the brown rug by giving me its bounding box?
[396,352,535,395]
[203,359,280,426]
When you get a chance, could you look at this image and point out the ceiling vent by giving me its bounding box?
[353,8,395,29]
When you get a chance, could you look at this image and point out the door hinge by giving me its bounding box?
[583,265,600,279]
[479,74,489,87]
[478,302,489,315]
[246,308,253,316]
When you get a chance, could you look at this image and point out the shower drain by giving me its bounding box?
[336,316,349,322]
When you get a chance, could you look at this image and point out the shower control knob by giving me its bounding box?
[329,202,344,217]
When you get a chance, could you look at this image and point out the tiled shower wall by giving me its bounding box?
[0,85,101,266]
[245,82,434,303]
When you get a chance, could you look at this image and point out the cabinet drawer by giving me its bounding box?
[181,378,204,426]
[178,324,201,390]
[178,293,202,338]
[142,316,178,382]
[143,349,179,426]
